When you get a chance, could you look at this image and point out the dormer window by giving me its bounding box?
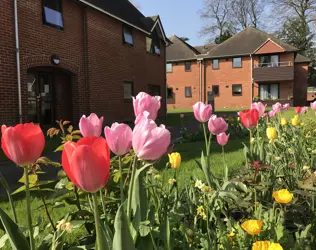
[123,25,134,46]
[146,35,160,55]
[43,0,64,29]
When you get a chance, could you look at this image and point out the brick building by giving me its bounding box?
[166,27,310,110]
[0,0,168,126]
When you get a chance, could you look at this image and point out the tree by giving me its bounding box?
[214,30,233,44]
[179,37,190,42]
[199,0,235,42]
[199,0,264,43]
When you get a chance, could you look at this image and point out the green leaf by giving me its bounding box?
[71,220,86,229]
[37,234,53,250]
[139,224,151,237]
[0,234,9,248]
[0,173,10,191]
[112,203,136,250]
[12,184,35,195]
[55,144,65,152]
[113,171,121,183]
[68,245,94,250]
[0,208,30,250]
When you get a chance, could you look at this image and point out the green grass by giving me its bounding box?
[0,197,87,249]
[0,138,246,249]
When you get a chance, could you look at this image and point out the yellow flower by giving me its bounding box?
[300,122,305,126]
[241,220,262,235]
[196,206,207,220]
[226,232,235,240]
[64,222,73,233]
[200,185,211,193]
[280,118,287,126]
[56,219,66,231]
[252,241,271,250]
[269,243,283,250]
[237,117,240,121]
[252,241,283,250]
[168,178,176,185]
[303,166,310,171]
[168,152,181,169]
[272,189,293,204]
[266,127,277,141]
[291,115,299,126]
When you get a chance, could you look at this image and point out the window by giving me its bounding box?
[185,62,191,71]
[259,83,279,100]
[146,36,160,55]
[146,37,152,52]
[185,87,192,98]
[43,0,64,29]
[213,59,219,69]
[148,85,161,96]
[233,57,242,68]
[167,88,173,98]
[232,84,242,96]
[212,85,219,96]
[123,25,134,46]
[259,55,279,67]
[166,63,173,73]
[124,81,133,100]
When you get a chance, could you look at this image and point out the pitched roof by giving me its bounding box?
[82,0,168,40]
[194,44,218,54]
[166,35,201,61]
[295,53,311,63]
[207,27,298,58]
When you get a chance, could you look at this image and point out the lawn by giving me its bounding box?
[0,138,246,249]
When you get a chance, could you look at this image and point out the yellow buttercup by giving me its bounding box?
[266,127,277,141]
[241,220,262,235]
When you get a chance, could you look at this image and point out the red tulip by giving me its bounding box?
[239,109,259,129]
[62,136,110,193]
[294,106,301,114]
[1,123,45,166]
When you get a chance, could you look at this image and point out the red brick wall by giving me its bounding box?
[0,0,166,126]
[86,9,166,123]
[294,63,309,106]
[167,61,201,109]
[206,57,252,109]
[0,2,18,125]
[255,40,285,54]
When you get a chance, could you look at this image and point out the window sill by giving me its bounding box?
[166,71,173,73]
[43,23,64,31]
[232,94,242,96]
[123,43,134,48]
[185,70,192,72]
[232,66,242,68]
[212,68,219,70]
[146,51,160,57]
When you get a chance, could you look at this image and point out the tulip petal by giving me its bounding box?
[70,145,110,193]
[62,142,81,188]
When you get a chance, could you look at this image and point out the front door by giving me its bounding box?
[27,72,54,125]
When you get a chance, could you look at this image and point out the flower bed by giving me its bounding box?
[0,96,316,250]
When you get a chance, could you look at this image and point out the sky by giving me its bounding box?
[131,0,208,46]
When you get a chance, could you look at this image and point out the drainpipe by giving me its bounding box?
[250,54,253,106]
[197,58,203,102]
[14,0,22,123]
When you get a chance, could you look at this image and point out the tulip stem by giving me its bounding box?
[249,129,253,154]
[202,123,209,155]
[92,192,103,250]
[127,156,137,221]
[222,146,228,182]
[25,166,35,250]
[118,156,124,204]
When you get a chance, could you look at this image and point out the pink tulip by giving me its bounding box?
[62,136,110,193]
[311,101,316,111]
[283,103,290,110]
[300,106,308,114]
[104,123,132,156]
[193,102,212,122]
[132,112,170,160]
[208,115,228,135]
[272,102,282,113]
[269,110,276,118]
[1,123,45,167]
[216,133,230,146]
[133,92,161,121]
[79,113,104,137]
[180,114,184,119]
[251,102,266,117]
